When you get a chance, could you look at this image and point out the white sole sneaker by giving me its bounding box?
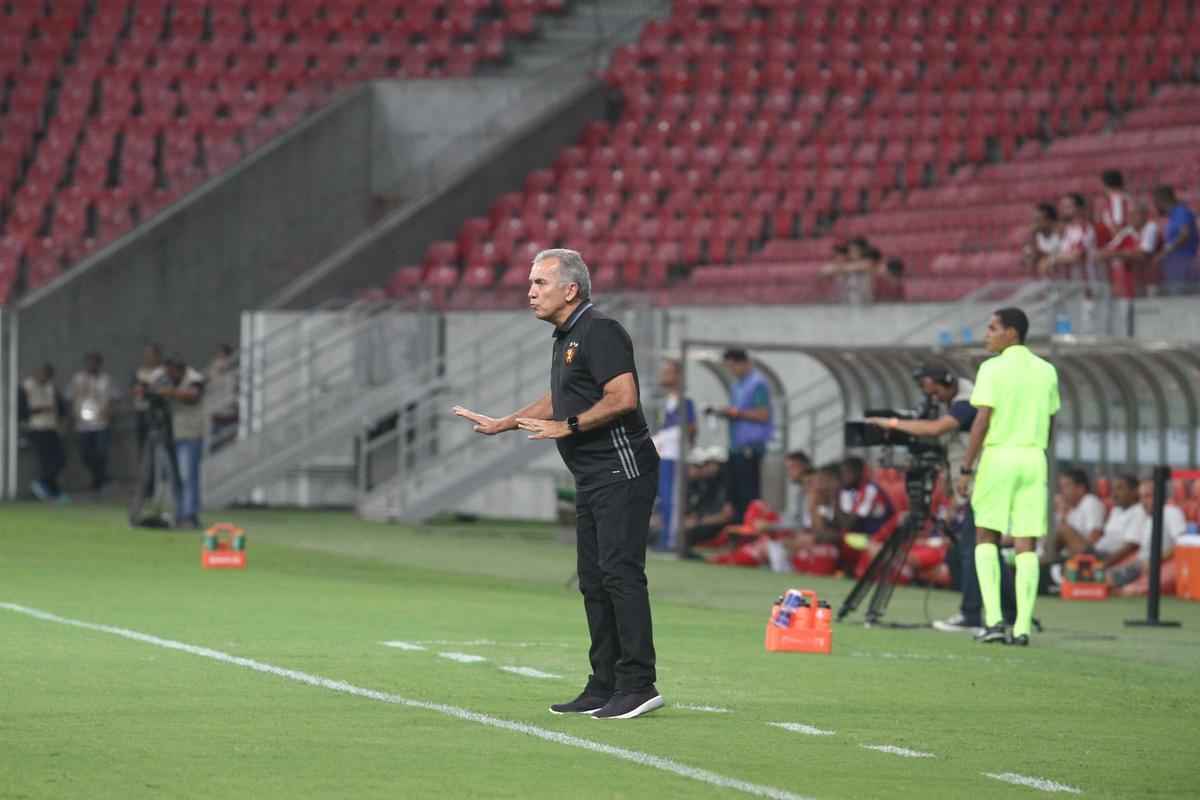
[594,694,664,720]
[932,620,984,635]
[549,707,601,716]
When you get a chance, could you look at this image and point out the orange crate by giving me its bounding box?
[202,523,247,570]
[1061,555,1107,601]
[764,589,833,654]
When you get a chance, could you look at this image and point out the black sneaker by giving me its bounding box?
[549,690,610,715]
[974,623,1010,644]
[592,687,664,720]
[1007,633,1030,647]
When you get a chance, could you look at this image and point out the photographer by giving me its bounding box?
[866,365,1015,634]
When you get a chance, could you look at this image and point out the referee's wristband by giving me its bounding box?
[959,467,975,476]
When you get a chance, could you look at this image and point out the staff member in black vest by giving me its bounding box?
[453,248,663,720]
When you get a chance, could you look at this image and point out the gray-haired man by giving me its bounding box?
[452,249,663,720]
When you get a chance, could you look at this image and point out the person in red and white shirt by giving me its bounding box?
[1048,193,1097,282]
[1096,169,1133,247]
[1096,200,1162,333]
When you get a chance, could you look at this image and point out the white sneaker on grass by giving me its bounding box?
[932,613,983,635]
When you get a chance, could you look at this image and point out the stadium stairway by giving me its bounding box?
[194,4,670,511]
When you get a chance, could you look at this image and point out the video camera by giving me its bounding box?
[843,406,945,462]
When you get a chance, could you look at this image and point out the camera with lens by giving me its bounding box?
[843,405,945,465]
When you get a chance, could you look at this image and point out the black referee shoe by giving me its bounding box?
[974,623,1010,644]
[1007,633,1030,647]
[592,687,664,720]
[549,690,610,715]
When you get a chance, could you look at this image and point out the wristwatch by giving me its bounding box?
[567,416,580,435]
[959,466,974,476]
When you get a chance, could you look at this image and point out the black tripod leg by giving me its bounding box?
[866,519,919,623]
[838,526,908,621]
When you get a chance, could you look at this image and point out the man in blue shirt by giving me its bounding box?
[1153,185,1198,295]
[714,348,773,520]
[651,358,696,549]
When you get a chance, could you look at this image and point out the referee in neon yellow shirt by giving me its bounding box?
[957,308,1060,646]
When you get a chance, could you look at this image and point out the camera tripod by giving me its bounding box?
[837,459,941,627]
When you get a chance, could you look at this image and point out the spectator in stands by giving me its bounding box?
[69,352,117,492]
[873,257,906,302]
[822,237,874,304]
[713,348,772,521]
[1053,467,1107,557]
[651,357,696,549]
[1152,185,1198,295]
[1096,200,1160,333]
[680,447,734,551]
[206,343,238,447]
[1049,193,1097,283]
[18,364,68,502]
[157,358,207,528]
[1096,169,1133,246]
[1107,479,1187,589]
[1097,475,1148,564]
[1026,202,1062,276]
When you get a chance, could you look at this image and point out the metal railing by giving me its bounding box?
[356,296,658,520]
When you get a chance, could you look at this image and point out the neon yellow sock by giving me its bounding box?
[974,543,1003,628]
[1014,551,1040,638]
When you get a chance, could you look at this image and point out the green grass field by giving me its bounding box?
[3,503,1198,799]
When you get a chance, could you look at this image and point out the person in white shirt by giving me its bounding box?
[1109,479,1187,588]
[19,363,68,501]
[1053,467,1107,557]
[1026,202,1062,275]
[69,352,117,491]
[1096,475,1148,562]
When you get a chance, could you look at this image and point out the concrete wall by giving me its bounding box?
[370,78,540,199]
[271,78,607,309]
[16,88,375,389]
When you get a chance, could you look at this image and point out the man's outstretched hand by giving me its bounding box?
[452,406,511,435]
[516,418,571,440]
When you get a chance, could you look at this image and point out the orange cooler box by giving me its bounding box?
[765,589,833,654]
[202,523,247,569]
[1175,535,1200,601]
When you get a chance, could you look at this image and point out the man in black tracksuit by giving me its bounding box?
[453,248,663,720]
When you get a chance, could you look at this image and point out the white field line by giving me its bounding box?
[380,641,426,651]
[1,602,812,800]
[438,652,488,664]
[499,666,561,679]
[676,704,732,713]
[984,773,1082,794]
[861,745,935,758]
[769,722,835,736]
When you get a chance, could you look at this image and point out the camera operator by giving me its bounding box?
[865,365,1015,634]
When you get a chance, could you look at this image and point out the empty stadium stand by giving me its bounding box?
[0,0,569,302]
[383,0,1200,307]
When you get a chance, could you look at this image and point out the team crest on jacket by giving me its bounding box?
[564,342,578,365]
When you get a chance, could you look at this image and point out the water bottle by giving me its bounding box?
[960,326,973,343]
[815,601,833,628]
[1054,311,1072,334]
[937,329,953,348]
